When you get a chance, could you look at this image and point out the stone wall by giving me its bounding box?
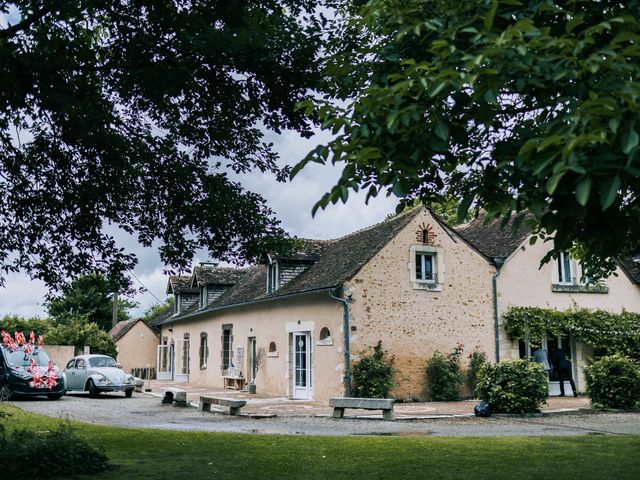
[347,209,496,400]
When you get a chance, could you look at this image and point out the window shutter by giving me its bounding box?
[220,335,225,371]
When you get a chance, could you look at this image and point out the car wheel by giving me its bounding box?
[47,393,64,400]
[87,379,99,398]
[0,384,12,401]
[125,389,133,398]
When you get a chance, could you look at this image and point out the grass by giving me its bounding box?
[1,404,639,479]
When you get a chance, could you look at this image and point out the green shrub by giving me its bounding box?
[353,341,394,398]
[475,360,548,414]
[45,313,117,358]
[584,355,640,410]
[467,350,488,394]
[0,413,109,478]
[426,344,464,401]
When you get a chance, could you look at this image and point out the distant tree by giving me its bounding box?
[297,0,640,279]
[0,314,50,337]
[47,273,134,331]
[44,313,117,358]
[141,298,174,323]
[0,1,326,290]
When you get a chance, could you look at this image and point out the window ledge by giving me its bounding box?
[267,352,279,358]
[551,284,609,294]
[316,338,333,346]
[412,281,442,291]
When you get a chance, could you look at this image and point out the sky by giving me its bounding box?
[0,128,398,319]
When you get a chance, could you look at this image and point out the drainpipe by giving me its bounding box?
[330,288,352,397]
[492,258,505,363]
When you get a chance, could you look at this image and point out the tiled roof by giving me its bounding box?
[108,318,160,342]
[147,305,174,327]
[157,208,422,325]
[620,254,640,285]
[166,275,197,294]
[191,265,245,286]
[455,211,532,260]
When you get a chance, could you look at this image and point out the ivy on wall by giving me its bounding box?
[502,307,640,360]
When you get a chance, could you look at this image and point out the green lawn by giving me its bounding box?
[2,405,639,479]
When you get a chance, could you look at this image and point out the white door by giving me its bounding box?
[174,339,190,383]
[292,332,311,399]
[157,344,173,381]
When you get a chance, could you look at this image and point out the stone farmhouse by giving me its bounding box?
[149,207,640,401]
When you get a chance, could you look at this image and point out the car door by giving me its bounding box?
[65,359,87,390]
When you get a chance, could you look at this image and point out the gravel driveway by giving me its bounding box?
[9,392,640,437]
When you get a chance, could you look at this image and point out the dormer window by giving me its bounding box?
[267,261,279,293]
[199,285,208,308]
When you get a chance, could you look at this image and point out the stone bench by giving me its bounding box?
[200,396,247,416]
[329,397,396,421]
[162,388,188,407]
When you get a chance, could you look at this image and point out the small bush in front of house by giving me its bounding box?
[584,355,640,410]
[0,413,109,478]
[353,341,394,398]
[467,350,488,394]
[475,359,548,414]
[426,344,464,401]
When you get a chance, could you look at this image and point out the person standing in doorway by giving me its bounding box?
[552,347,577,397]
[532,345,551,375]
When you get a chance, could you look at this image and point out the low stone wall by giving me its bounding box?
[44,345,75,368]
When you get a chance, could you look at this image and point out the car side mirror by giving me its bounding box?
[116,364,123,369]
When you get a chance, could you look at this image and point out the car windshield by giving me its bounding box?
[88,357,117,368]
[3,348,51,367]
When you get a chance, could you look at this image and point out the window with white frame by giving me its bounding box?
[557,252,574,284]
[415,252,436,282]
[410,245,443,290]
[267,261,279,293]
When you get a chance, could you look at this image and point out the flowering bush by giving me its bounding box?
[353,341,395,398]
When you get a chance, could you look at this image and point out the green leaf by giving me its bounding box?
[546,172,565,194]
[608,118,619,134]
[575,176,591,206]
[621,129,639,154]
[434,122,449,141]
[600,175,621,210]
[566,15,584,34]
[457,193,475,223]
[484,1,499,31]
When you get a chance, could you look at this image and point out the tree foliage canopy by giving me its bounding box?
[297,0,640,278]
[44,313,117,358]
[47,273,132,331]
[0,0,324,289]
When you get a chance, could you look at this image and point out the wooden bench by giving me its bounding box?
[329,397,396,421]
[223,376,245,390]
[162,388,188,407]
[200,396,247,416]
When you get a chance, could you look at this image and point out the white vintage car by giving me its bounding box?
[64,354,135,398]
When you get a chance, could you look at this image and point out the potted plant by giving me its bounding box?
[248,347,265,394]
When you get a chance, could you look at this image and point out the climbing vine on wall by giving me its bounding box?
[502,307,640,360]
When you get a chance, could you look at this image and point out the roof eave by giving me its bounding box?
[157,285,340,326]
